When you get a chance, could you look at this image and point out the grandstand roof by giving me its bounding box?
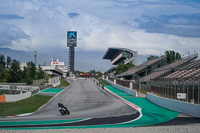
[103,47,137,65]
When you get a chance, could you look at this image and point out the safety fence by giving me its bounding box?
[0,84,52,96]
[150,80,200,105]
[108,77,133,89]
[33,79,46,85]
[0,85,39,94]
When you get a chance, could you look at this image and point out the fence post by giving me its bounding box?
[187,84,189,103]
[114,79,116,84]
[10,85,12,94]
[183,81,186,102]
[198,80,200,104]
[130,82,132,89]
[170,81,172,99]
[193,82,195,103]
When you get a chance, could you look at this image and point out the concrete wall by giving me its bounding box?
[5,92,32,102]
[106,80,136,97]
[0,85,39,92]
[47,77,60,87]
[147,92,200,118]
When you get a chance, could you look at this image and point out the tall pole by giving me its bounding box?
[34,51,37,66]
[68,46,75,72]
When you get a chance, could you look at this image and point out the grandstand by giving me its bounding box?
[148,53,200,104]
[141,53,198,82]
[103,47,138,77]
[105,52,200,105]
[164,68,200,80]
[180,59,200,70]
[116,56,166,80]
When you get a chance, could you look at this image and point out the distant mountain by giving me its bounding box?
[0,48,112,72]
[0,48,150,72]
[0,48,34,62]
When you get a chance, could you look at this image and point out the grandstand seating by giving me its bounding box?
[117,56,165,77]
[180,59,200,70]
[155,53,198,71]
[163,68,200,80]
[141,69,170,82]
[141,53,198,82]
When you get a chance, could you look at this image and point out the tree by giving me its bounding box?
[6,56,12,68]
[8,59,22,82]
[147,55,159,61]
[37,65,45,79]
[27,62,36,79]
[165,50,181,64]
[0,54,5,68]
[0,69,9,82]
[115,63,134,75]
[0,64,4,81]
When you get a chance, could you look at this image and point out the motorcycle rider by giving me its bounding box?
[58,103,70,115]
[58,103,64,110]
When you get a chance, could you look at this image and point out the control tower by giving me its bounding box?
[67,31,77,72]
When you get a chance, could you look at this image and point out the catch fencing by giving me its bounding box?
[150,80,200,105]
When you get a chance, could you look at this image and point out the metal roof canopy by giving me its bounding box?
[103,47,134,59]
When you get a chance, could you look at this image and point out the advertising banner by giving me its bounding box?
[177,93,186,99]
[67,31,77,47]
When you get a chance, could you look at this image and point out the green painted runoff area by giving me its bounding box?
[41,88,64,93]
[0,86,180,130]
[0,119,86,126]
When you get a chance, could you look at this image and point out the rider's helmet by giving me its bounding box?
[58,103,61,106]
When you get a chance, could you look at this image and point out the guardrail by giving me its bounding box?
[147,92,200,118]
[106,80,136,97]
[0,85,39,94]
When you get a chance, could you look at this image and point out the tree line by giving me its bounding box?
[0,54,46,84]
[147,50,181,63]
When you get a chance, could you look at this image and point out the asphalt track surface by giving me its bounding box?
[0,78,139,128]
[1,78,199,130]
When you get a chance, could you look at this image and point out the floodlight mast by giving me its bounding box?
[34,51,37,66]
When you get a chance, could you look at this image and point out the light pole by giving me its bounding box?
[34,51,37,66]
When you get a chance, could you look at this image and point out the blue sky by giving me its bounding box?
[0,0,200,56]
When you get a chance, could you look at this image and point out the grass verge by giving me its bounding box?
[0,95,52,117]
[97,79,111,86]
[56,78,70,88]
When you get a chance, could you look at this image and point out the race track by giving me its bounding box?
[0,78,140,129]
[1,78,198,130]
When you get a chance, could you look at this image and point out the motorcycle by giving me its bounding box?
[59,106,70,115]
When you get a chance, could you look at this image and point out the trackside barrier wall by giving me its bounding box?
[47,77,60,87]
[3,92,32,102]
[147,92,200,118]
[106,80,136,97]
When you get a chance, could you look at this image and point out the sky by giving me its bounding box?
[0,0,200,57]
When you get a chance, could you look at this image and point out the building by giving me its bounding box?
[103,47,138,76]
[50,58,68,73]
[41,58,68,78]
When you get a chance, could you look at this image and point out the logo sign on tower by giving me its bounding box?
[67,31,77,47]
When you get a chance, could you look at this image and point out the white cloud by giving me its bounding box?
[0,0,200,57]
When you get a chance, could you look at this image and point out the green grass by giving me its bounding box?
[0,95,52,117]
[97,79,111,86]
[56,78,70,88]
